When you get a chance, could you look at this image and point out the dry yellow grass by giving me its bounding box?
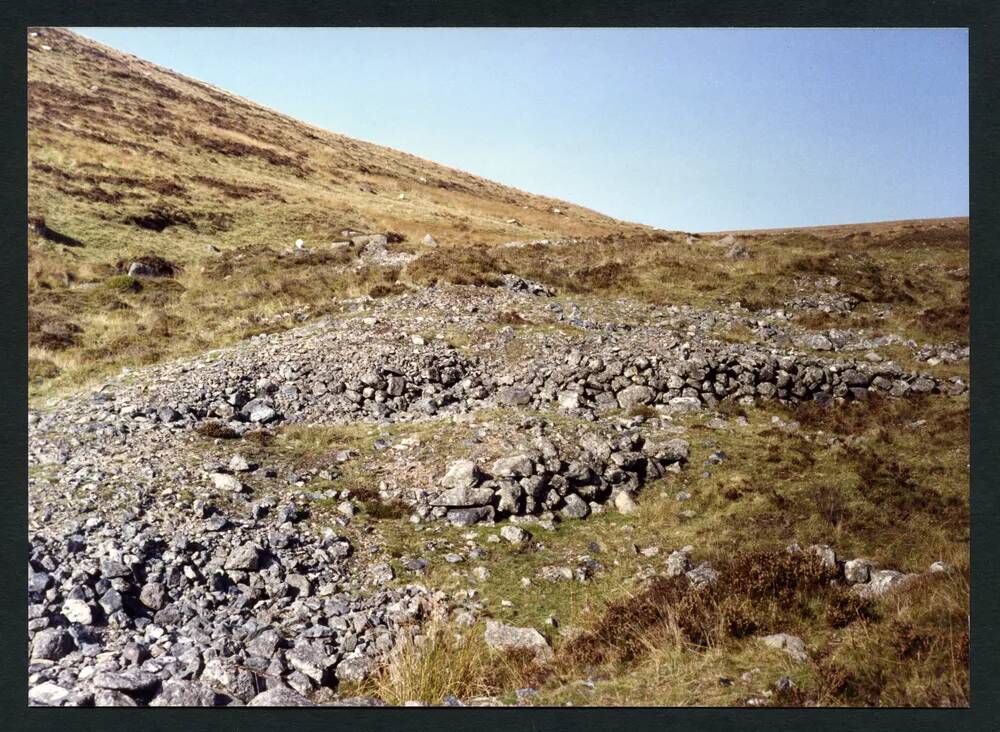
[26,26,655,398]
[359,622,535,705]
[28,27,643,263]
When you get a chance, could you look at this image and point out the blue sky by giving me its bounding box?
[72,27,968,232]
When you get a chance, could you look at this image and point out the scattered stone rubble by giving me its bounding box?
[27,284,967,706]
[784,542,946,600]
[28,508,449,707]
[31,288,964,448]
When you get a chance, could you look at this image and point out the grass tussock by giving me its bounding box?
[194,420,240,439]
[361,622,535,705]
[104,274,142,293]
[628,403,659,420]
[791,393,965,436]
[797,570,969,707]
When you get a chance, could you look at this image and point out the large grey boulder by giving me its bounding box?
[667,396,702,412]
[648,438,690,463]
[439,459,481,490]
[151,680,230,707]
[201,657,259,702]
[666,550,693,577]
[498,386,532,406]
[95,689,139,707]
[725,241,750,259]
[500,525,531,545]
[287,641,337,685]
[560,493,590,519]
[612,490,638,515]
[797,333,834,351]
[843,558,874,584]
[484,621,552,660]
[336,655,374,682]
[139,581,168,610]
[492,454,534,479]
[853,569,919,598]
[31,627,74,660]
[29,682,71,706]
[224,542,262,571]
[447,506,494,526]
[686,562,719,587]
[579,433,613,462]
[247,629,283,658]
[62,598,94,625]
[617,385,655,410]
[210,472,243,492]
[92,670,160,694]
[808,544,837,569]
[495,482,523,514]
[243,398,277,423]
[557,391,580,410]
[431,485,494,508]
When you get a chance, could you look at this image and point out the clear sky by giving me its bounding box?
[71,27,968,232]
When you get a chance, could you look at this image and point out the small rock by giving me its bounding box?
[209,472,244,492]
[31,628,74,661]
[500,525,530,545]
[336,655,374,682]
[224,542,262,571]
[440,459,481,490]
[29,682,70,706]
[62,598,94,625]
[139,582,168,610]
[761,633,808,662]
[612,491,637,515]
[843,558,873,584]
[151,680,228,707]
[248,686,314,707]
[92,669,160,694]
[560,494,590,520]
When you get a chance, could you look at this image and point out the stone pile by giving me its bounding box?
[499,274,554,297]
[411,425,689,526]
[30,287,964,445]
[28,506,447,706]
[784,542,950,599]
[27,284,967,706]
[499,344,964,416]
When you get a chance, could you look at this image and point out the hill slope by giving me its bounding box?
[28,28,642,255]
[26,28,969,709]
[27,27,650,395]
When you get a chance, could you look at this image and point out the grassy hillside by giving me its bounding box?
[27,27,651,396]
[28,28,640,254]
[27,28,968,405]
